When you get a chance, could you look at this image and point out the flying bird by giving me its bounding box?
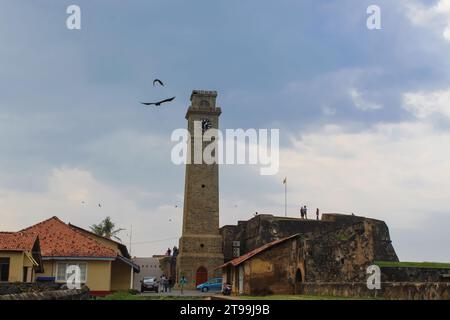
[140,96,175,107]
[153,79,164,87]
[98,203,102,208]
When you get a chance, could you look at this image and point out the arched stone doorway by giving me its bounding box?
[294,268,303,294]
[295,268,303,282]
[196,266,208,286]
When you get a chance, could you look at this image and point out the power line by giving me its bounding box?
[131,236,179,245]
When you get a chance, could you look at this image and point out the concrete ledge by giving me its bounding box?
[0,286,90,300]
[381,266,450,282]
[297,282,450,300]
[0,282,61,295]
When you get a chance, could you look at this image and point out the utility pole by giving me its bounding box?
[129,224,133,256]
[129,224,133,290]
[283,177,287,217]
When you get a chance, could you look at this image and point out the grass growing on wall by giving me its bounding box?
[375,261,450,269]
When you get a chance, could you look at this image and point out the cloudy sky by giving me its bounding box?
[1,0,449,261]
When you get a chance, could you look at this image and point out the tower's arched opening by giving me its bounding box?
[196,266,208,286]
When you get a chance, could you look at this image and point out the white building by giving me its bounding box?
[132,257,163,290]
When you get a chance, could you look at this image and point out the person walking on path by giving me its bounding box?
[179,276,187,295]
[300,206,304,219]
[159,275,164,292]
[164,275,169,292]
[316,208,320,220]
[303,206,308,220]
[161,274,167,292]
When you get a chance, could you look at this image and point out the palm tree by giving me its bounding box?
[90,216,125,242]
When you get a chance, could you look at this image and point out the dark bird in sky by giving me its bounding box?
[98,203,102,208]
[153,79,164,87]
[141,96,175,107]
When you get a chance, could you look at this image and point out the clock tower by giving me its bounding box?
[176,90,224,289]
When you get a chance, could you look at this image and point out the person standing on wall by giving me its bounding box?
[316,208,320,220]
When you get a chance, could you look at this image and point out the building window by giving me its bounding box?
[232,241,241,258]
[56,262,87,283]
[200,100,210,108]
[0,258,10,282]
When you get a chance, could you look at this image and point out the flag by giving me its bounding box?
[283,177,287,184]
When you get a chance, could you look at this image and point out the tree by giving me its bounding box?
[90,217,124,242]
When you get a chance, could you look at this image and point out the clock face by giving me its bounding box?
[201,118,212,133]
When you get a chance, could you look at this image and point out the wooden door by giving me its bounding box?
[195,266,208,286]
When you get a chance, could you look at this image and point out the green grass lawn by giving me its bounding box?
[99,292,377,300]
[375,261,450,269]
[98,291,205,300]
[239,295,378,300]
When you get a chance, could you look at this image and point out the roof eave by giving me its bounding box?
[42,256,117,261]
[117,255,140,273]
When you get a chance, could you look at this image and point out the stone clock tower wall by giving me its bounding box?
[176,90,224,289]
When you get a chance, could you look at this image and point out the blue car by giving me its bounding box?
[196,277,223,292]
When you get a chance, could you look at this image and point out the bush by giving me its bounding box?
[128,289,140,295]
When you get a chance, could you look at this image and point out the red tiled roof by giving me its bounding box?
[216,234,300,269]
[0,232,38,252]
[68,223,130,258]
[20,216,118,258]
